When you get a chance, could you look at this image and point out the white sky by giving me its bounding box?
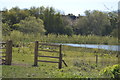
[0,0,119,16]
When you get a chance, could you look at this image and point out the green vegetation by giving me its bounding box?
[3,33,119,46]
[1,46,119,78]
[2,6,119,37]
[2,6,119,45]
[100,64,120,78]
[13,16,45,34]
[1,6,119,78]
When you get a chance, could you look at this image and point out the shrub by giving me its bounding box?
[99,64,120,78]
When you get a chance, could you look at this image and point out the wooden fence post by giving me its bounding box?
[95,55,98,66]
[58,45,62,69]
[34,41,38,66]
[5,40,12,65]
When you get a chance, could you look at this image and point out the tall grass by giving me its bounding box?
[3,30,119,45]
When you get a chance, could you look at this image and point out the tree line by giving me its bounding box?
[2,6,118,37]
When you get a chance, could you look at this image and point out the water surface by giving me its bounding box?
[61,43,120,51]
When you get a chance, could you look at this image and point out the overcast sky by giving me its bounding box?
[0,0,119,16]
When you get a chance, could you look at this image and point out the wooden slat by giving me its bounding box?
[0,62,5,63]
[0,55,6,57]
[0,62,5,64]
[38,55,59,58]
[2,59,6,61]
[0,42,6,44]
[0,47,6,49]
[39,43,60,47]
[0,59,6,61]
[37,60,59,63]
[0,51,6,54]
[0,59,6,64]
[38,50,59,53]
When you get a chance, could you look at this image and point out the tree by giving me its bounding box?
[2,23,11,35]
[61,15,74,35]
[63,26,73,36]
[2,7,30,29]
[15,16,45,34]
[75,10,111,36]
[108,12,118,36]
[111,29,118,37]
[42,7,69,35]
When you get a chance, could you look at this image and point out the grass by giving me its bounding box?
[3,33,119,45]
[1,45,119,78]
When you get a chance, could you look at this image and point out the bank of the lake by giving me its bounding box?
[3,34,119,46]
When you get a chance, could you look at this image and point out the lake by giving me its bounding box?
[60,43,120,51]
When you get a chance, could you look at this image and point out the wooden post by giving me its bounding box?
[62,60,68,67]
[58,45,62,69]
[95,55,98,66]
[5,40,12,65]
[34,41,38,66]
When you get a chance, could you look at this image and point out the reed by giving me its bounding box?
[3,31,119,46]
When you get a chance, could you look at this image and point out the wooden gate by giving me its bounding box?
[33,41,67,69]
[0,40,12,65]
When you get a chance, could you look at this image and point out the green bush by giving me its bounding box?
[16,16,46,34]
[100,64,120,78]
